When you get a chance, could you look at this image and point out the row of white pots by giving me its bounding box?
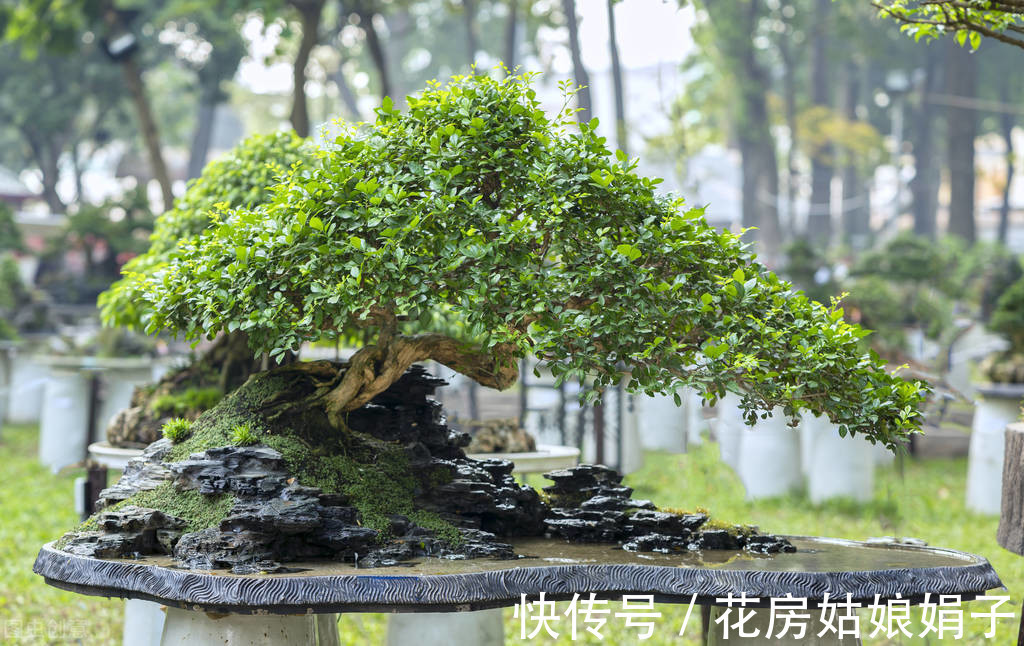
[1,353,167,471]
[716,393,883,503]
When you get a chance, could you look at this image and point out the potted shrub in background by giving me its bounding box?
[96,131,311,450]
[967,276,1024,513]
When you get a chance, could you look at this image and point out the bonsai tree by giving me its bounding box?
[982,276,1024,382]
[848,233,954,350]
[61,74,928,570]
[97,131,311,445]
[140,74,925,447]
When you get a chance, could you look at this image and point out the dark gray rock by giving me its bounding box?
[97,440,174,508]
[745,535,797,554]
[62,506,187,559]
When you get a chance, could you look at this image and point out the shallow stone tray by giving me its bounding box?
[34,536,1002,615]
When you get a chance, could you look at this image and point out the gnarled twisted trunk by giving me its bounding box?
[323,333,519,423]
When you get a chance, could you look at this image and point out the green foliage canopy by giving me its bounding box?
[135,74,927,448]
[100,131,310,329]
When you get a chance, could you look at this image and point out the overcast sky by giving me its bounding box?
[238,1,695,94]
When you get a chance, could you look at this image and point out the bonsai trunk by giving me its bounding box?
[321,333,519,425]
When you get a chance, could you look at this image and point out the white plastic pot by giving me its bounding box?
[966,384,1024,514]
[803,413,875,504]
[38,365,91,472]
[735,407,802,500]
[7,355,47,424]
[714,392,745,469]
[636,391,688,453]
[96,363,154,442]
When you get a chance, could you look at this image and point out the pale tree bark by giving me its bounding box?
[463,0,479,69]
[290,0,325,138]
[504,0,519,73]
[998,82,1016,244]
[910,48,943,238]
[945,40,977,242]
[777,4,799,238]
[187,90,218,180]
[121,57,174,210]
[841,62,870,248]
[606,0,627,156]
[354,0,393,100]
[561,0,592,124]
[735,0,781,262]
[806,0,833,246]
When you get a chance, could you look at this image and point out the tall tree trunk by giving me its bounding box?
[561,0,592,125]
[945,41,977,242]
[504,0,519,73]
[187,90,218,180]
[332,62,362,120]
[290,0,324,138]
[736,0,780,263]
[778,7,799,239]
[806,0,832,246]
[910,48,943,238]
[841,62,869,248]
[998,84,1016,245]
[25,133,65,214]
[606,0,627,156]
[356,1,393,100]
[121,57,174,210]
[71,143,84,204]
[463,0,479,69]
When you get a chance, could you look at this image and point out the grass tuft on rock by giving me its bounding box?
[161,418,193,443]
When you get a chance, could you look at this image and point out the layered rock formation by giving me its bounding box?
[61,364,793,572]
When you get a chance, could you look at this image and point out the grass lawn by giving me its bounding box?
[1,422,1019,644]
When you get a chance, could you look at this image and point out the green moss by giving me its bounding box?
[153,387,222,417]
[130,483,235,533]
[63,481,235,544]
[162,367,463,546]
[161,418,193,443]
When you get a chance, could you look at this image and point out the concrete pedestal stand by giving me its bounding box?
[966,384,1024,514]
[388,610,504,646]
[160,608,342,645]
[466,444,580,474]
[735,407,802,500]
[707,606,859,645]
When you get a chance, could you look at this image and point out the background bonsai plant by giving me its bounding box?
[981,276,1024,383]
[65,73,928,569]
[97,131,310,446]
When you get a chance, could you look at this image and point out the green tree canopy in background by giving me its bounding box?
[100,131,311,330]
[873,0,1024,49]
[131,74,926,448]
